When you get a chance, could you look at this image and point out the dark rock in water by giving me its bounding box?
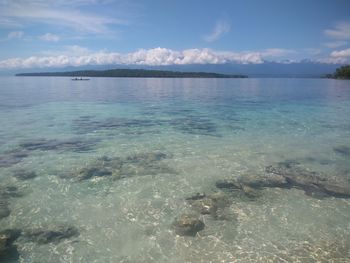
[241,185,261,199]
[19,138,96,153]
[0,150,28,167]
[125,152,170,164]
[186,192,230,218]
[240,173,289,189]
[0,200,10,219]
[215,162,350,200]
[0,229,21,262]
[185,193,206,201]
[72,116,163,134]
[191,198,218,215]
[334,145,350,156]
[12,169,37,180]
[215,179,262,200]
[75,152,175,181]
[265,164,350,199]
[303,187,330,199]
[277,159,301,169]
[170,116,219,136]
[0,186,23,199]
[173,214,205,236]
[77,166,112,181]
[321,183,350,198]
[25,225,79,244]
[0,186,23,198]
[215,179,242,190]
[208,192,230,208]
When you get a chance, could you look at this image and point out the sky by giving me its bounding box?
[0,0,350,70]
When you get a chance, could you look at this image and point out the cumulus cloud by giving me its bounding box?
[204,20,230,42]
[38,33,60,42]
[7,31,23,39]
[330,48,350,58]
[324,22,350,40]
[0,47,267,69]
[323,41,348,48]
[2,47,344,69]
[316,57,348,64]
[260,48,296,58]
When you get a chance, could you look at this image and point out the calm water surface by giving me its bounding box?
[0,77,350,262]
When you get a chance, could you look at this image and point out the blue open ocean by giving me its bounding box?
[1,77,350,262]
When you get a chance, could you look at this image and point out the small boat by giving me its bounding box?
[71,77,90,81]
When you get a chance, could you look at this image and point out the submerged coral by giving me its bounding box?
[0,229,21,262]
[24,225,79,244]
[75,152,175,181]
[0,150,28,168]
[216,163,350,199]
[172,214,205,236]
[12,169,37,180]
[19,138,97,153]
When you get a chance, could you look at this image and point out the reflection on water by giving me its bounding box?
[0,77,350,262]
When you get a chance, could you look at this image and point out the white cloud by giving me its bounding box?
[204,20,230,42]
[0,1,127,33]
[7,31,23,39]
[260,48,296,58]
[324,22,350,40]
[316,57,348,64]
[0,47,266,69]
[2,47,345,69]
[323,41,348,49]
[330,48,350,58]
[38,33,60,42]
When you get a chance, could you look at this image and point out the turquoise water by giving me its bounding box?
[0,77,350,262]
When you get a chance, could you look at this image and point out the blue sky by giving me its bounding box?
[0,0,350,69]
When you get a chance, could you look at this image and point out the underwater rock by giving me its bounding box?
[125,152,170,164]
[173,214,205,236]
[187,192,230,218]
[0,150,28,167]
[77,166,112,181]
[185,193,206,201]
[0,186,23,199]
[208,192,230,207]
[277,159,301,169]
[215,179,242,190]
[334,145,350,156]
[0,229,21,262]
[75,152,175,181]
[215,178,263,200]
[12,169,37,180]
[241,185,261,199]
[19,138,96,153]
[265,164,350,198]
[191,198,218,215]
[320,182,350,198]
[0,200,10,219]
[0,186,21,199]
[25,225,79,244]
[72,117,163,134]
[170,117,219,136]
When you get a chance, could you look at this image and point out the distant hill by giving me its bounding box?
[15,68,247,78]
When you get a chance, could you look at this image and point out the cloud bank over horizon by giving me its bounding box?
[0,47,348,70]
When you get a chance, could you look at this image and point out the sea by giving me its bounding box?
[0,77,349,262]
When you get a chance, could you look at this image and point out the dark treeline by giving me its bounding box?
[326,65,350,79]
[16,69,247,78]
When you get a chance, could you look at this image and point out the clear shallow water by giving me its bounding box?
[0,77,350,262]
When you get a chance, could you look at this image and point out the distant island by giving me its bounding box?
[326,65,350,79]
[16,69,247,78]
